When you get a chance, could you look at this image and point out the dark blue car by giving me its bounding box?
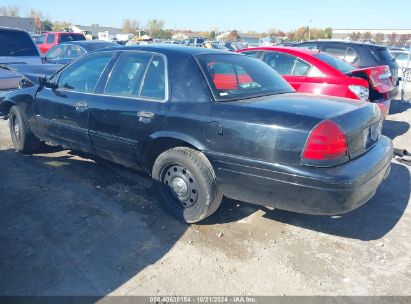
[0,45,393,223]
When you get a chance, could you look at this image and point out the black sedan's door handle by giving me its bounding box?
[75,101,88,112]
[137,111,155,119]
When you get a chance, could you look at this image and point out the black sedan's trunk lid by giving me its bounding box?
[236,93,382,163]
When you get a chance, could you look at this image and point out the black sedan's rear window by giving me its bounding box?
[197,54,294,101]
[0,30,38,57]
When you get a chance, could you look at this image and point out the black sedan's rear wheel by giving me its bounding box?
[152,147,222,223]
[8,106,40,153]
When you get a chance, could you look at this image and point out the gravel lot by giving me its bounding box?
[0,95,410,297]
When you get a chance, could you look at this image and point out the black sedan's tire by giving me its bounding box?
[8,106,40,153]
[152,147,223,223]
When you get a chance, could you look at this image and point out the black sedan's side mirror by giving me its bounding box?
[39,76,57,90]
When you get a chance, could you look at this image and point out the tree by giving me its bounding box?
[209,31,216,39]
[28,9,44,32]
[323,27,332,39]
[294,27,308,41]
[226,30,241,42]
[387,32,397,46]
[398,34,411,46]
[375,32,384,44]
[42,19,53,31]
[362,31,372,41]
[146,19,165,38]
[122,19,139,34]
[52,21,72,32]
[349,32,362,41]
[0,5,20,17]
[286,31,296,42]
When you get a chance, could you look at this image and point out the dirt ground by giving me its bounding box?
[0,96,410,297]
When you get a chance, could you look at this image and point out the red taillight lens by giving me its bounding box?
[303,120,348,161]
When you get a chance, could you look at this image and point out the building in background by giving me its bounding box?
[71,24,122,40]
[216,31,261,47]
[0,16,35,32]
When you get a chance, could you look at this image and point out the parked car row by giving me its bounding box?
[295,40,400,97]
[238,46,393,117]
[35,31,86,54]
[0,41,393,223]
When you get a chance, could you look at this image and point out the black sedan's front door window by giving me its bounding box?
[57,52,113,93]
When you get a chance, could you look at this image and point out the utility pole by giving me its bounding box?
[308,19,312,41]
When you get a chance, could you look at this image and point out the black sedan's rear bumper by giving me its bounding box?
[208,136,393,215]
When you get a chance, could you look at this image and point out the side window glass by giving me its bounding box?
[262,52,295,75]
[140,55,166,100]
[307,66,323,77]
[105,52,152,97]
[57,52,113,92]
[46,45,64,60]
[292,58,311,76]
[324,46,348,60]
[36,35,45,44]
[46,34,55,44]
[345,47,357,64]
[65,45,86,59]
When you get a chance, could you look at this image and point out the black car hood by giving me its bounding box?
[1,63,62,85]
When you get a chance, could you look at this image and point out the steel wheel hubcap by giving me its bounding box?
[171,177,188,197]
[13,118,20,140]
[162,164,198,208]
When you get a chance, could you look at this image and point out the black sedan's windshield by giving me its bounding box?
[197,54,294,101]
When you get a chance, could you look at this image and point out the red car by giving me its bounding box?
[35,32,86,54]
[237,47,393,117]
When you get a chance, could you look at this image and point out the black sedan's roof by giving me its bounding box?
[102,44,234,57]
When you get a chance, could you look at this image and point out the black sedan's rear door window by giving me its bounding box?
[105,52,167,101]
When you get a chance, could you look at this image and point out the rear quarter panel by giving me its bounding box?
[163,100,318,166]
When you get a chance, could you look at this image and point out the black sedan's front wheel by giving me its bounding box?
[152,147,222,223]
[8,106,40,153]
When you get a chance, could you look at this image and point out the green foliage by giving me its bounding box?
[52,21,72,32]
[41,19,53,31]
[122,19,139,34]
[146,19,165,38]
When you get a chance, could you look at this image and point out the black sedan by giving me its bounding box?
[44,40,118,65]
[0,45,393,223]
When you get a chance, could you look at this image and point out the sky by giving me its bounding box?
[2,0,411,32]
